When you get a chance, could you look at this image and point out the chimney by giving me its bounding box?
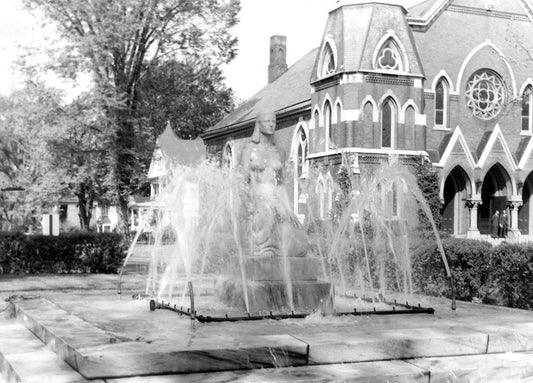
[268,35,288,83]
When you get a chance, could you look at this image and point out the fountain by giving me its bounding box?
[119,110,454,320]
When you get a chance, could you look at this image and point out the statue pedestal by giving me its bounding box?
[216,257,333,312]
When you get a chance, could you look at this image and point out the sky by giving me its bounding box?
[0,0,423,100]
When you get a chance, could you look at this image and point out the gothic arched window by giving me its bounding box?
[324,101,333,148]
[375,38,403,72]
[522,85,533,132]
[223,144,233,168]
[320,42,336,78]
[296,128,307,178]
[435,78,449,127]
[314,110,319,130]
[381,98,397,149]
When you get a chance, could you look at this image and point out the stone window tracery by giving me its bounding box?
[320,42,336,78]
[375,39,403,72]
[465,70,506,120]
[522,85,533,132]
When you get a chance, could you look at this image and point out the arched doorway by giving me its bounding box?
[441,166,470,235]
[518,173,533,235]
[479,164,511,234]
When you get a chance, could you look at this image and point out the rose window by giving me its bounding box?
[465,70,506,120]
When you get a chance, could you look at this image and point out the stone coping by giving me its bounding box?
[7,294,533,380]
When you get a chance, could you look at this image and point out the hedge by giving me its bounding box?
[412,237,533,310]
[0,232,126,274]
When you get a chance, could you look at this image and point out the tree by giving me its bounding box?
[137,59,235,140]
[0,81,116,231]
[413,156,442,230]
[0,82,62,230]
[22,0,241,232]
[45,93,114,230]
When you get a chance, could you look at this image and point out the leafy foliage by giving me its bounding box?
[21,0,241,232]
[412,156,442,230]
[0,232,126,274]
[0,82,64,230]
[412,237,492,300]
[0,82,115,231]
[137,59,235,140]
[486,242,533,309]
[412,237,533,310]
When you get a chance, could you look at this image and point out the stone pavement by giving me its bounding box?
[1,274,533,382]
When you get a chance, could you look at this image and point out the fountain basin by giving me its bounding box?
[240,256,323,281]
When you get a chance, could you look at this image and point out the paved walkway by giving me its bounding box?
[1,274,533,382]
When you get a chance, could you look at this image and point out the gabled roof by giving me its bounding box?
[203,48,318,139]
[311,2,425,81]
[158,122,205,165]
[407,0,533,29]
[407,0,441,17]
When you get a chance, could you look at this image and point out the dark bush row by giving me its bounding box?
[0,232,127,274]
[412,237,533,310]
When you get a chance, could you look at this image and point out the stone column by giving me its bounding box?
[507,198,523,242]
[465,199,482,239]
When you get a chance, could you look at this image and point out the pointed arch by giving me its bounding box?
[318,35,338,78]
[290,122,309,176]
[521,82,533,134]
[291,122,309,219]
[519,78,533,96]
[456,39,517,98]
[478,163,514,234]
[436,126,477,170]
[400,99,420,124]
[360,95,379,122]
[223,141,235,169]
[333,98,343,123]
[434,77,450,128]
[477,124,518,172]
[403,105,416,150]
[381,97,398,149]
[431,70,455,94]
[440,165,472,235]
[312,106,321,130]
[372,30,410,73]
[323,99,333,150]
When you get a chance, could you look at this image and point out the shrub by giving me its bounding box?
[485,242,533,310]
[0,232,126,274]
[412,236,492,301]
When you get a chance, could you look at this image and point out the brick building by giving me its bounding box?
[202,0,533,241]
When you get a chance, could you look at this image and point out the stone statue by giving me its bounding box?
[217,110,330,312]
[239,111,307,258]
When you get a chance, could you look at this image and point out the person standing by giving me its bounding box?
[491,210,500,238]
[500,210,509,238]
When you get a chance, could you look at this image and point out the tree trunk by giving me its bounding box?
[113,111,135,235]
[76,183,94,231]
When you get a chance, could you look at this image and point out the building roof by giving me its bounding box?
[203,48,318,139]
[407,0,441,17]
[407,0,533,25]
[157,122,205,165]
